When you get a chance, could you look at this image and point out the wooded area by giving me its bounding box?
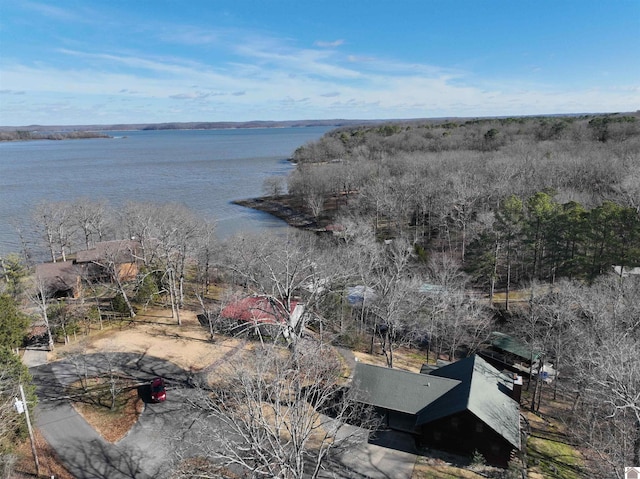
[1,112,639,478]
[289,114,640,288]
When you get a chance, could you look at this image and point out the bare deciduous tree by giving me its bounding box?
[27,273,55,350]
[182,344,374,479]
[33,201,74,263]
[222,233,342,350]
[71,198,109,250]
[263,176,285,198]
[541,275,640,477]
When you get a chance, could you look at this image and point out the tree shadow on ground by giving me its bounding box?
[58,437,161,479]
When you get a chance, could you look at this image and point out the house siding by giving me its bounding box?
[387,410,419,433]
[419,410,514,467]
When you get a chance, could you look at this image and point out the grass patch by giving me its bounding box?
[411,453,514,479]
[405,350,429,363]
[69,377,144,443]
[527,436,583,479]
[412,456,486,479]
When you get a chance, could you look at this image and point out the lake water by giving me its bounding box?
[0,127,331,257]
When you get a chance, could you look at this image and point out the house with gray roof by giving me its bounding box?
[74,239,140,282]
[33,240,141,297]
[352,354,521,466]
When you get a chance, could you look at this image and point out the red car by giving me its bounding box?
[150,377,166,402]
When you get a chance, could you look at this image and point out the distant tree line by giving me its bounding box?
[0,130,110,141]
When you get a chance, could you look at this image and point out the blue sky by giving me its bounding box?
[1,0,638,126]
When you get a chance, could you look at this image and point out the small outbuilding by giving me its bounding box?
[220,295,305,340]
[221,296,303,324]
[346,285,377,306]
[480,331,540,375]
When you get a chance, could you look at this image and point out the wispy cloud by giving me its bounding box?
[57,49,214,77]
[169,92,211,100]
[159,27,222,46]
[233,38,361,80]
[314,39,344,48]
[21,0,98,24]
[347,55,377,63]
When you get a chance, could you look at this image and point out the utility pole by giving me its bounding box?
[16,384,40,476]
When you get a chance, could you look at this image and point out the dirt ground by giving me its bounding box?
[49,308,245,372]
[48,307,428,375]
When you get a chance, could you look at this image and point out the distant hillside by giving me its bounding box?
[2,113,626,133]
[0,119,394,133]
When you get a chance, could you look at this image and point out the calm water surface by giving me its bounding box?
[0,127,331,257]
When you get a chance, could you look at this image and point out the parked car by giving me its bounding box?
[150,377,166,402]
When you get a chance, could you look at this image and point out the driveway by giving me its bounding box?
[30,352,197,479]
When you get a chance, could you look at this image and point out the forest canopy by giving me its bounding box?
[288,112,640,290]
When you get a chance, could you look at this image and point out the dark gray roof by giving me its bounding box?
[419,363,439,375]
[352,362,460,415]
[352,355,521,450]
[420,355,521,449]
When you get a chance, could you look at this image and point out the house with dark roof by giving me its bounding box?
[352,355,521,466]
[33,240,141,298]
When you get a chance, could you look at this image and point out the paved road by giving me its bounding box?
[28,350,417,479]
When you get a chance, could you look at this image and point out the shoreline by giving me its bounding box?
[233,196,322,231]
